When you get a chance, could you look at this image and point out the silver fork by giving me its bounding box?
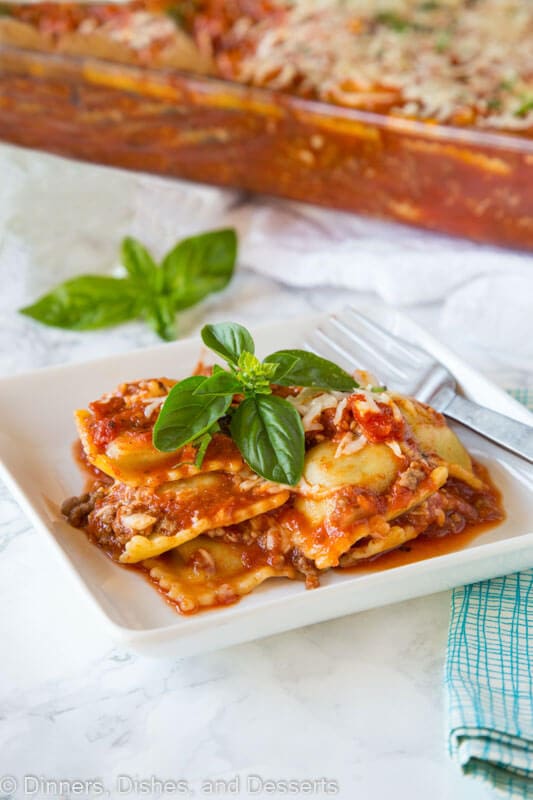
[306,307,533,464]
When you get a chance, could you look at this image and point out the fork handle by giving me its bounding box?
[443,394,533,464]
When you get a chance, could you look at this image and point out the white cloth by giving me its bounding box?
[127,168,533,373]
[1,143,532,373]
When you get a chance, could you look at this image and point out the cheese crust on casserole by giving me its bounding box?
[4,0,532,132]
[63,373,503,614]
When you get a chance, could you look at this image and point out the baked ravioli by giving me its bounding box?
[63,368,504,614]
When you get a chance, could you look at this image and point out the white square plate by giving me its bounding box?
[0,305,532,658]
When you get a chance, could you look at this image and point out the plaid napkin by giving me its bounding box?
[445,388,533,799]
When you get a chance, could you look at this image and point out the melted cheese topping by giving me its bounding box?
[214,0,533,131]
[8,1,532,131]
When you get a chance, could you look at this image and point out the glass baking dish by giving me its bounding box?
[1,42,532,249]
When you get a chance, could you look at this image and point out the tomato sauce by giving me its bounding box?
[340,462,505,574]
[72,439,112,491]
[343,517,503,575]
[350,395,405,443]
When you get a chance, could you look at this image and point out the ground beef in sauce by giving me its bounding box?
[61,489,103,528]
[290,548,321,588]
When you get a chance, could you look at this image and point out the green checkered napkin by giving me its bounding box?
[445,388,533,799]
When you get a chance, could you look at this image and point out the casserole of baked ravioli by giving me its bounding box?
[63,327,504,615]
[2,0,532,132]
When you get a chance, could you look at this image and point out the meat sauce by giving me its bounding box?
[88,394,152,451]
[72,439,112,491]
[72,432,504,615]
[139,463,504,616]
[341,462,505,573]
[69,369,505,616]
[348,517,502,575]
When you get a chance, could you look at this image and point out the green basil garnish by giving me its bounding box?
[201,322,255,366]
[162,229,237,311]
[515,97,533,118]
[20,229,237,341]
[265,349,357,392]
[121,236,160,291]
[153,376,233,452]
[193,371,241,397]
[231,395,305,486]
[153,321,360,485]
[144,295,178,342]
[19,276,143,331]
[194,430,215,468]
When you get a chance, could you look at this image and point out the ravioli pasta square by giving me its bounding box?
[63,354,504,615]
[144,536,297,614]
[82,472,290,563]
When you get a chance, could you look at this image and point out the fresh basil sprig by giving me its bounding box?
[153,321,358,485]
[230,394,304,486]
[19,229,237,341]
[264,349,357,392]
[200,321,255,366]
[153,375,233,452]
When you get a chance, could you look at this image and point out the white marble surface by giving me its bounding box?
[0,143,528,800]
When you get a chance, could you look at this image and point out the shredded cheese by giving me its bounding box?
[386,440,403,458]
[335,432,368,457]
[286,388,348,432]
[333,397,348,426]
[143,396,166,418]
[217,0,533,131]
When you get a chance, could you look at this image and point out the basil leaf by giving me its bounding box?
[121,237,160,291]
[231,395,304,485]
[265,350,357,392]
[264,352,299,383]
[201,322,255,366]
[162,229,237,309]
[153,375,233,452]
[144,296,176,342]
[19,276,142,331]
[235,351,275,394]
[193,371,241,397]
[194,432,213,468]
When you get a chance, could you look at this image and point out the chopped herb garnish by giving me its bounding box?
[499,78,516,92]
[376,11,430,33]
[487,97,502,111]
[153,322,359,484]
[435,30,451,52]
[515,97,533,118]
[165,6,185,27]
[371,386,388,394]
[165,1,198,28]
[375,11,413,32]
